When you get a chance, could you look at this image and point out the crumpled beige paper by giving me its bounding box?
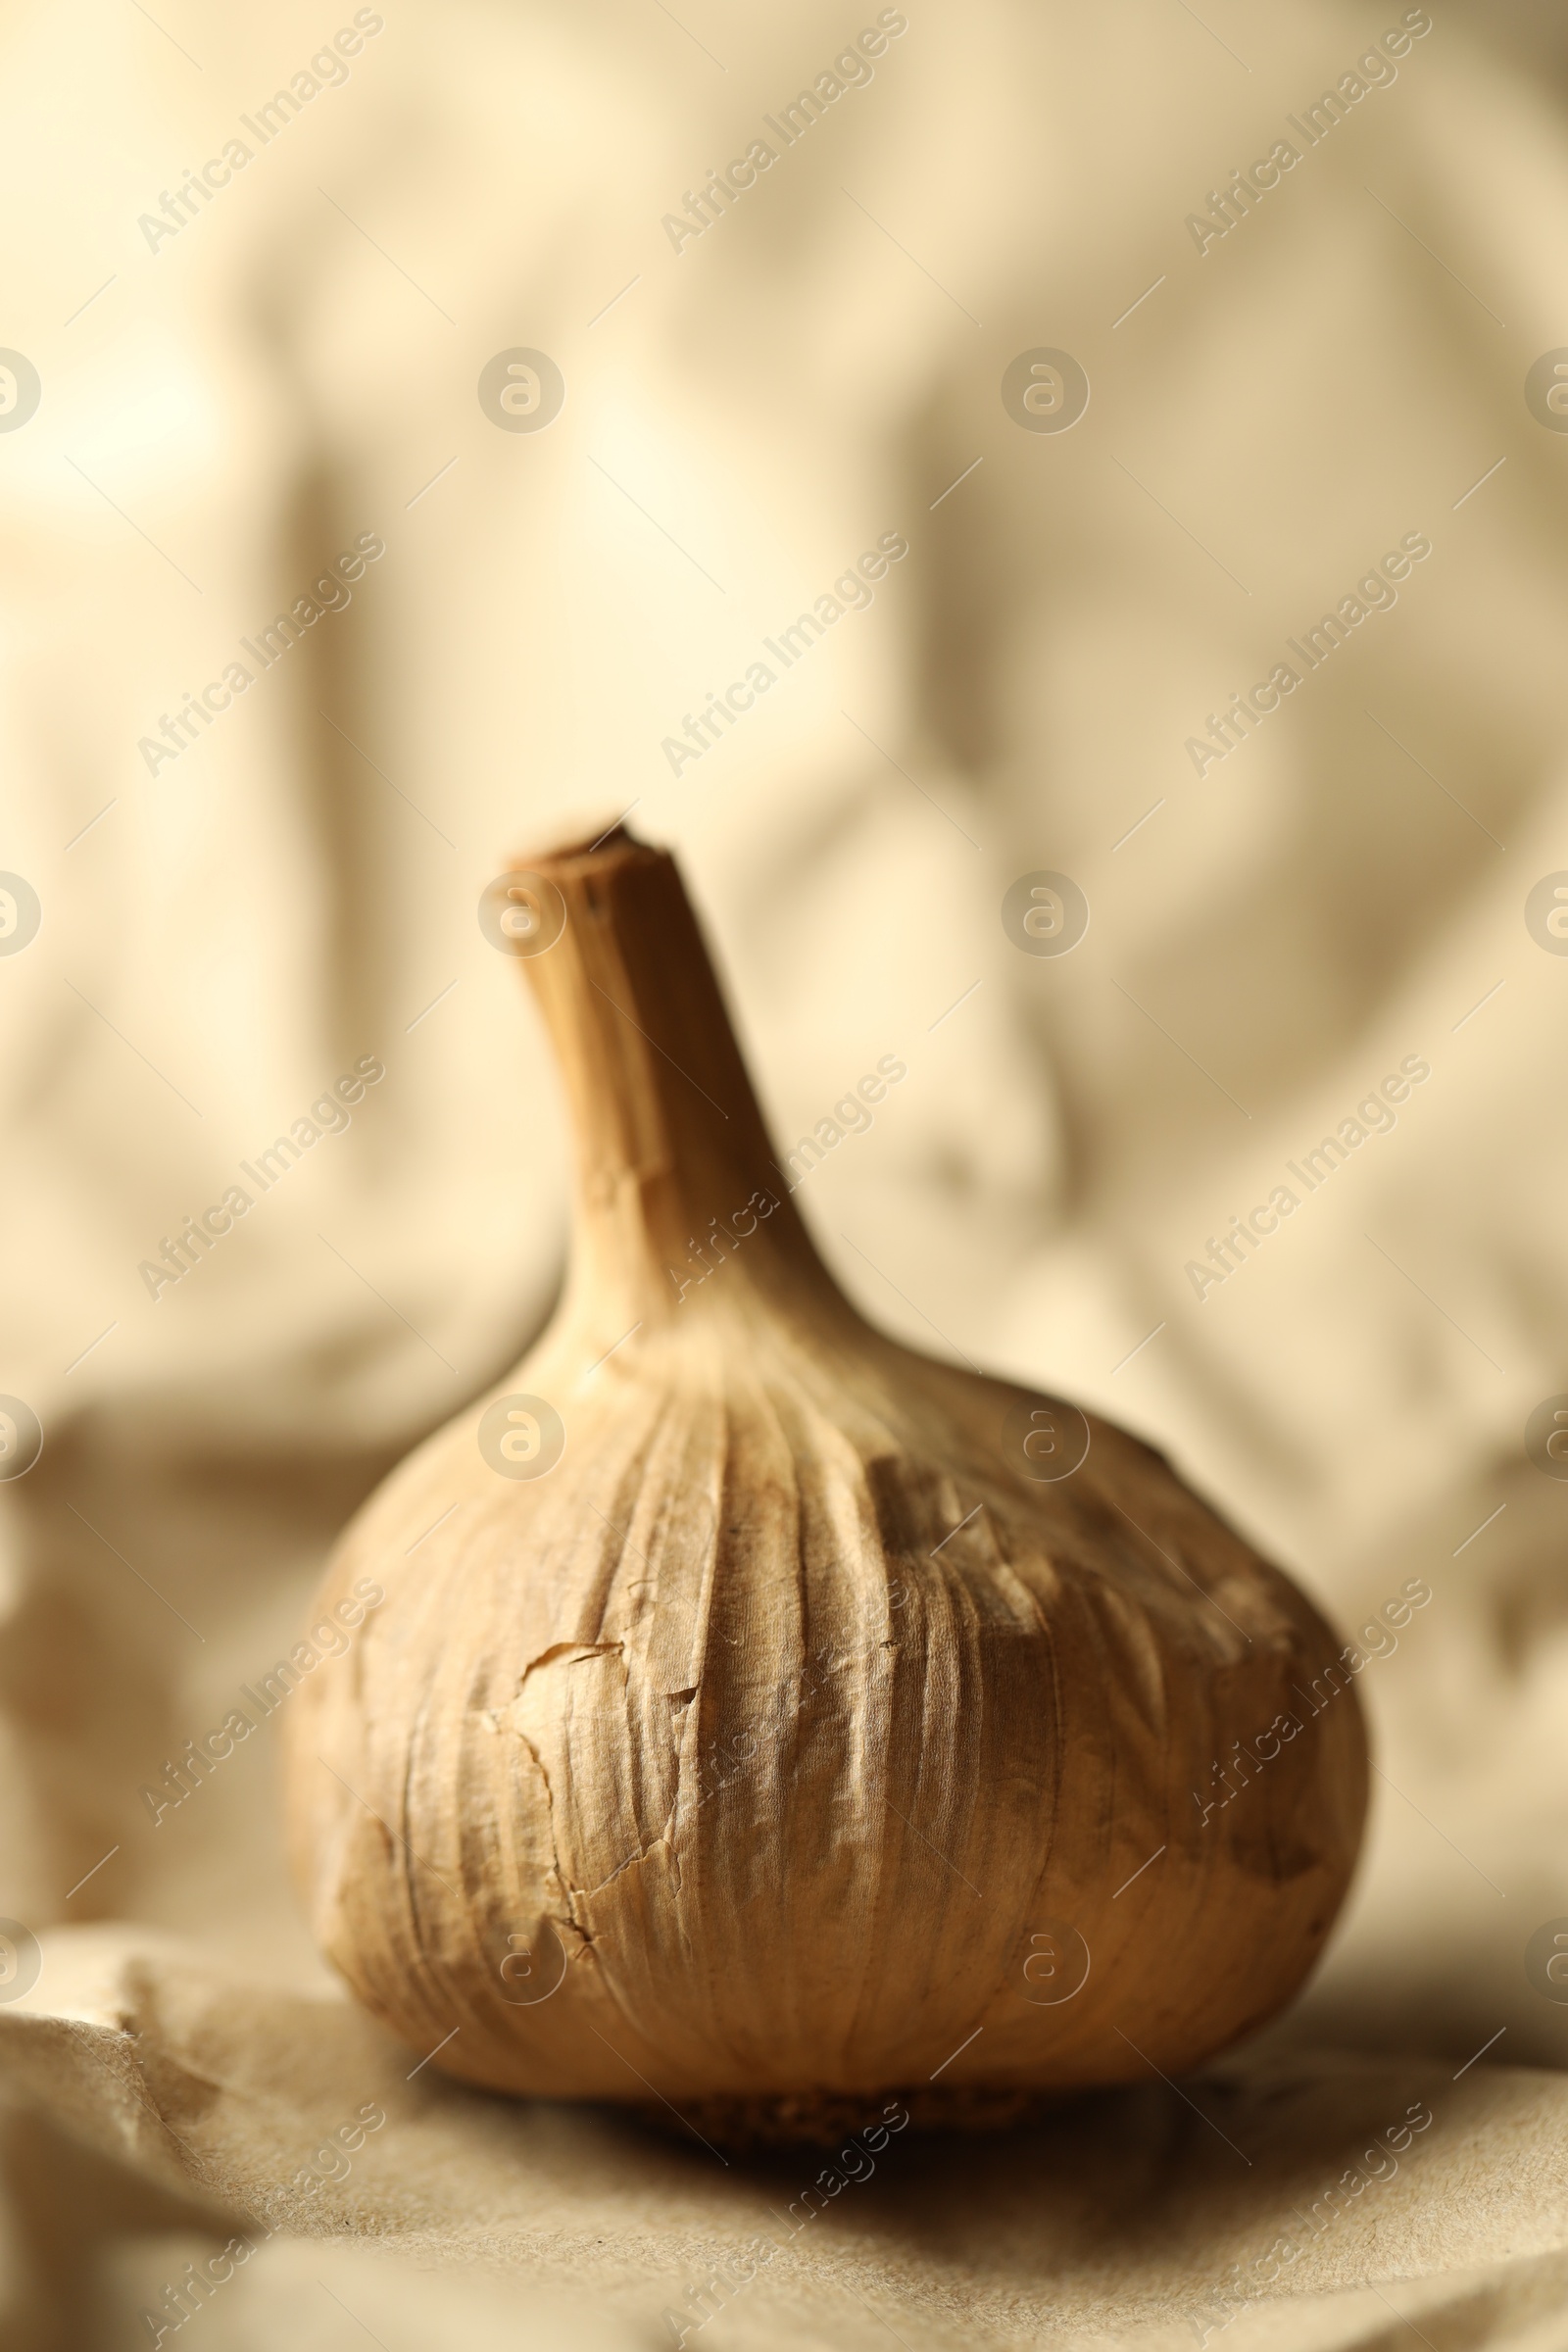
[5,0,1568,2340]
[5,1928,1568,2351]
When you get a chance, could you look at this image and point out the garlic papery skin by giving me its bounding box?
[286,827,1367,2123]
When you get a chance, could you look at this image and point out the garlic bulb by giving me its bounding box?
[287,827,1366,2130]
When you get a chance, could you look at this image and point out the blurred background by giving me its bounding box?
[5,0,1568,2340]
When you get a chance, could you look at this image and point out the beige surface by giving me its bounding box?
[3,0,1567,2342]
[8,1927,1568,2350]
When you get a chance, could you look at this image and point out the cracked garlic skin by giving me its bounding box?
[287,828,1367,2116]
